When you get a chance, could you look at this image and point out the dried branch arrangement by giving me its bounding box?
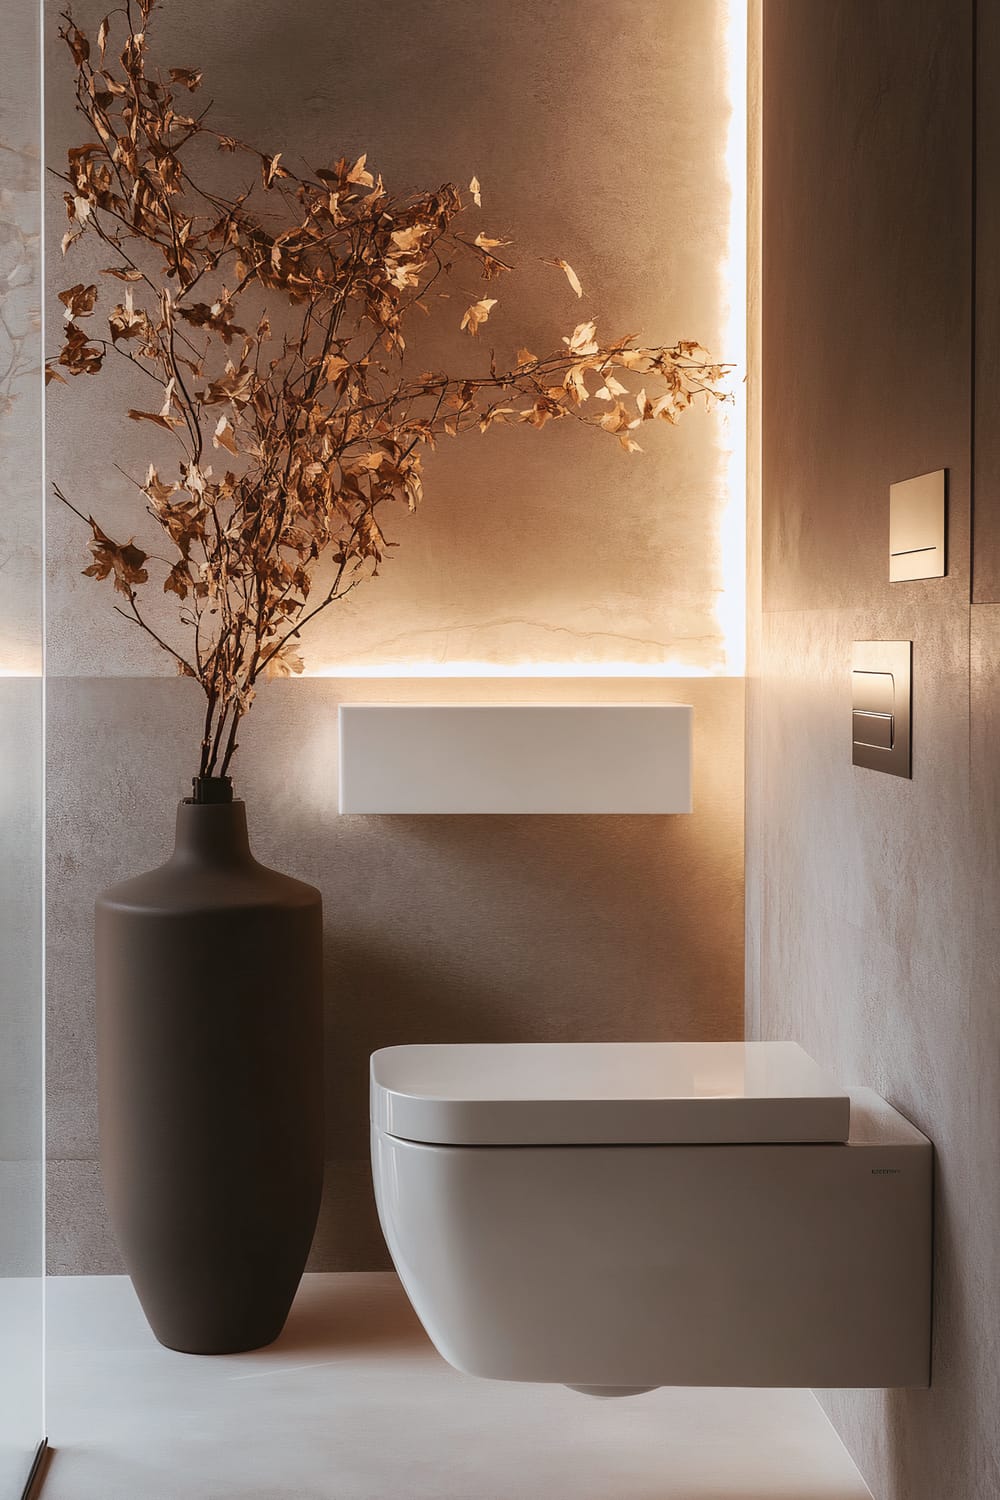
[50,0,730,784]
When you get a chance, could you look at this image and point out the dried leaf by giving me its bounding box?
[213,414,239,454]
[347,153,374,188]
[108,287,147,341]
[58,283,98,320]
[390,225,427,253]
[264,644,305,679]
[127,407,181,429]
[321,353,348,382]
[58,323,104,375]
[164,561,190,598]
[460,297,497,336]
[261,152,287,189]
[143,465,176,506]
[83,520,149,596]
[595,375,627,400]
[469,174,482,207]
[64,24,90,67]
[563,320,599,357]
[543,257,583,298]
[168,67,202,90]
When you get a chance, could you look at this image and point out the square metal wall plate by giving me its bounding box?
[852,642,912,778]
[889,469,946,581]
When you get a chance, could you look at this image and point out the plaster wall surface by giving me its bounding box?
[42,1,746,1270]
[46,673,744,1272]
[753,3,999,1496]
[44,0,740,679]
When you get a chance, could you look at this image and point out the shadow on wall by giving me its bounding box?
[322,928,523,1160]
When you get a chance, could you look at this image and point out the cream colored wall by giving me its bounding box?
[43,0,746,1271]
[753,2,999,1495]
[45,0,741,680]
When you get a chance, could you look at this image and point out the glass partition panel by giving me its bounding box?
[0,0,45,1492]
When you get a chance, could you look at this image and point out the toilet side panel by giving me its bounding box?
[371,1114,932,1389]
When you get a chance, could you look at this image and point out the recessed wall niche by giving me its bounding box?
[44,0,744,681]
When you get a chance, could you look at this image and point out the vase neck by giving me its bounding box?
[172,800,256,868]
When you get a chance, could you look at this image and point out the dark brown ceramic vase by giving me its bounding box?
[95,781,324,1355]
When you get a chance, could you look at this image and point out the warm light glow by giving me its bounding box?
[301,659,713,679]
[715,0,748,677]
[306,6,749,685]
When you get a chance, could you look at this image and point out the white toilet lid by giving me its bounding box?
[370,1041,850,1146]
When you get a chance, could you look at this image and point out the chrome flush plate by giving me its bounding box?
[852,641,912,778]
[889,470,946,581]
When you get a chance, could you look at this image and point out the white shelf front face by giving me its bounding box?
[338,704,692,814]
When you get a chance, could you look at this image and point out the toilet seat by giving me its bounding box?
[371,1039,850,1146]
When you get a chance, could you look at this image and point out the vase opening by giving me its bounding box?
[189,775,234,805]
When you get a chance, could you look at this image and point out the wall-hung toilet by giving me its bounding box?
[370,1041,932,1392]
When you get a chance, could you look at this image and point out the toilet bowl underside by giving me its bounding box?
[371,1102,931,1390]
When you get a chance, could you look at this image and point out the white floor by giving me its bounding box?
[0,1270,44,1498]
[43,1273,873,1500]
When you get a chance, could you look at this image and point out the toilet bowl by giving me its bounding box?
[370,1041,932,1391]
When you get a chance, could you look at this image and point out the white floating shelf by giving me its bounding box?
[338,704,692,815]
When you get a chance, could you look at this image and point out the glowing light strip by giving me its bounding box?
[301,659,718,679]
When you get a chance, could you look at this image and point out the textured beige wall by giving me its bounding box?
[46,673,745,1272]
[43,1,746,1271]
[753,3,999,1496]
[44,0,740,678]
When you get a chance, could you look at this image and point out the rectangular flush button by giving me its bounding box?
[852,643,911,778]
[852,709,893,750]
[889,470,946,581]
